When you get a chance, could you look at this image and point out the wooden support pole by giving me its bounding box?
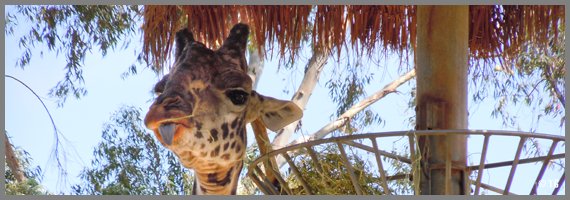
[416,5,469,195]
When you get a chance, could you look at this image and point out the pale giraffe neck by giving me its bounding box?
[192,161,243,195]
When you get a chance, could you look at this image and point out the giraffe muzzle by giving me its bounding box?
[158,123,177,145]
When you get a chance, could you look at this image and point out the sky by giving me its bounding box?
[4,5,566,195]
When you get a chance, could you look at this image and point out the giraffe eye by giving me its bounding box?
[226,89,249,105]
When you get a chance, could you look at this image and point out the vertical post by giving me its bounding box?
[416,6,469,195]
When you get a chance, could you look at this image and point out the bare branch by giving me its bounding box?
[271,49,328,149]
[276,69,416,168]
[5,74,70,188]
[248,46,265,89]
[291,69,415,145]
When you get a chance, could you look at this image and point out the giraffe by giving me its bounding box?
[144,23,303,195]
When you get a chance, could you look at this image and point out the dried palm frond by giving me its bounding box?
[141,5,564,72]
[142,5,180,72]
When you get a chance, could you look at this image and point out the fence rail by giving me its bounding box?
[247,129,565,195]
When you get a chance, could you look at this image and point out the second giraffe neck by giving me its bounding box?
[192,161,244,195]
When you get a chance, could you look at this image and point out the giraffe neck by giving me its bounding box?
[192,161,243,195]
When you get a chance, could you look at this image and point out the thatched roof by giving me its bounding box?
[142,5,565,71]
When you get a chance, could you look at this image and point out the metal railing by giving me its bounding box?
[247,129,565,195]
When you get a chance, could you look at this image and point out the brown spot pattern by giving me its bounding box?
[221,122,229,139]
[211,146,220,157]
[210,129,219,142]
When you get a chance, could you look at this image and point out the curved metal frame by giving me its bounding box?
[246,129,565,195]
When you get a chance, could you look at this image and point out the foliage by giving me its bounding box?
[5,75,71,187]
[70,106,272,195]
[286,143,391,195]
[5,5,142,106]
[238,143,263,195]
[325,54,386,134]
[71,106,193,195]
[5,179,48,195]
[5,145,49,195]
[382,144,414,195]
[470,24,565,129]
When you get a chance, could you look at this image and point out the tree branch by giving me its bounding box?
[276,69,416,168]
[271,49,328,149]
[248,46,265,89]
[5,74,69,186]
[4,131,27,183]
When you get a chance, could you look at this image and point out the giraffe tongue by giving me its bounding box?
[158,123,176,145]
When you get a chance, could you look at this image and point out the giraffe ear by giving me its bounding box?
[248,92,303,132]
[220,23,249,55]
[218,23,250,71]
[174,28,195,61]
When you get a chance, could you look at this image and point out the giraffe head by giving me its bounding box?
[144,23,302,193]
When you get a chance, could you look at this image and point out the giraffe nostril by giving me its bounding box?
[159,95,184,109]
[164,97,181,105]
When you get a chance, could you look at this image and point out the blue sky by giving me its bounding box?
[4,5,565,195]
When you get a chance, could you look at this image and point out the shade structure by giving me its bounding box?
[142,5,564,72]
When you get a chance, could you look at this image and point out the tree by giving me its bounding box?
[4,75,74,193]
[5,5,142,106]
[4,134,49,195]
[472,23,566,129]
[5,5,146,193]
